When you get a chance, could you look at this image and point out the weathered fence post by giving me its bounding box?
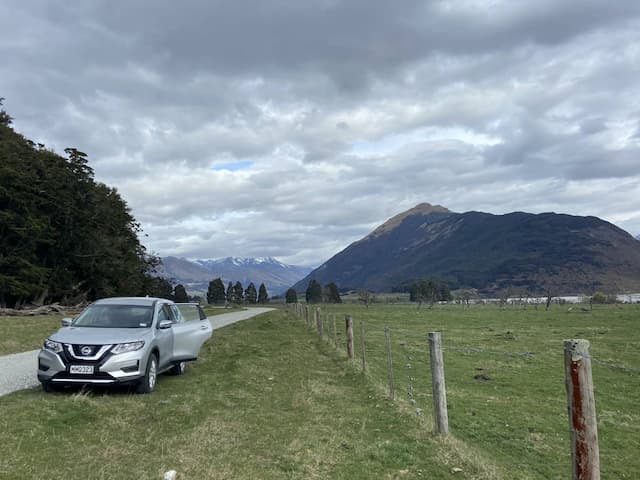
[359,320,366,371]
[315,308,322,337]
[384,327,395,399]
[564,339,600,480]
[333,314,338,348]
[345,315,354,359]
[305,305,309,325]
[428,332,449,434]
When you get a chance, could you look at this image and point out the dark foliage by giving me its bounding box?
[408,279,452,305]
[324,282,342,303]
[245,282,257,304]
[226,281,233,303]
[257,283,269,304]
[232,281,244,304]
[0,103,161,307]
[173,284,189,303]
[207,278,226,304]
[285,288,297,303]
[305,279,322,304]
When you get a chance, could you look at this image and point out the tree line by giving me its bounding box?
[0,100,172,308]
[206,278,269,305]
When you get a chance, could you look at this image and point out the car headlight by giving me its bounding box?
[112,341,145,355]
[44,339,63,353]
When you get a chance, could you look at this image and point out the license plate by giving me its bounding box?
[70,365,94,374]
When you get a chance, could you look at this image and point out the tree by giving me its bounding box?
[207,278,226,304]
[244,282,257,304]
[0,98,12,126]
[357,289,372,308]
[232,281,244,304]
[285,288,298,304]
[409,279,452,308]
[0,102,161,307]
[325,282,342,304]
[173,284,189,303]
[257,283,269,304]
[305,279,322,304]
[226,281,233,304]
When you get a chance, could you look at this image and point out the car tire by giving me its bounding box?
[136,353,158,394]
[168,361,186,376]
[41,380,56,393]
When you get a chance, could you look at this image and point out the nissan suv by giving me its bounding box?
[37,297,212,393]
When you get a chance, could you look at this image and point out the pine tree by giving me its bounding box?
[285,288,298,304]
[257,283,269,304]
[325,282,342,303]
[207,278,226,304]
[173,284,189,303]
[245,282,257,304]
[305,279,322,304]
[226,281,233,304]
[232,281,244,304]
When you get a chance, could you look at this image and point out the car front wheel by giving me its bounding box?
[136,353,158,394]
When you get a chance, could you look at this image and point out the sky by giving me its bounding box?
[1,0,639,267]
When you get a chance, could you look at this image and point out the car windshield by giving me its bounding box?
[73,305,153,328]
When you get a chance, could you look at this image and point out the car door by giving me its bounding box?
[170,304,212,361]
[155,303,175,369]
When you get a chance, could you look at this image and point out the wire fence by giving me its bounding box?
[286,303,640,479]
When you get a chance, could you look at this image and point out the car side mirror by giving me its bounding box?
[158,320,173,329]
[61,318,73,327]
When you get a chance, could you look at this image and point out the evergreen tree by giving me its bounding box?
[207,278,226,304]
[226,281,233,304]
[0,101,160,307]
[285,288,298,304]
[305,279,322,304]
[245,282,257,304]
[325,282,342,303]
[173,284,189,303]
[257,283,269,304]
[232,281,244,304]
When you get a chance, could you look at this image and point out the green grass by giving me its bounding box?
[307,303,640,479]
[0,306,241,356]
[0,310,496,479]
[0,314,63,355]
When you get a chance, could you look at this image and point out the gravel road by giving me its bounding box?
[0,307,274,397]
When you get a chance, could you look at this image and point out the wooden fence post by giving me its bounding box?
[359,320,366,372]
[564,339,600,480]
[345,315,354,359]
[315,308,322,337]
[384,327,395,399]
[333,314,338,348]
[428,332,449,434]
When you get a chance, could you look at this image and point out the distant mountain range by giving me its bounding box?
[293,203,640,295]
[158,256,311,296]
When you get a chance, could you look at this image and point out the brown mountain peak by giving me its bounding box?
[368,203,451,238]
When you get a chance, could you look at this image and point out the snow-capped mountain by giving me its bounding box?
[158,256,312,296]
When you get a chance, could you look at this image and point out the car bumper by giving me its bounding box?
[37,348,147,385]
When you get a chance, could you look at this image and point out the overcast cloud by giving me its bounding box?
[2,0,639,266]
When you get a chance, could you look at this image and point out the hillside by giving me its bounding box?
[293,203,640,295]
[159,256,311,295]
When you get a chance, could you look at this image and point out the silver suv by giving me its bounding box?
[37,297,213,393]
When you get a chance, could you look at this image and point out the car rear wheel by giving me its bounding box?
[169,361,186,376]
[136,353,158,394]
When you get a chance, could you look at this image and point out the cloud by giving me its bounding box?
[1,0,640,267]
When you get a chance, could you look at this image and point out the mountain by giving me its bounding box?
[159,256,312,296]
[292,203,640,295]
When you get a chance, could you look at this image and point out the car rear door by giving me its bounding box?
[170,304,212,361]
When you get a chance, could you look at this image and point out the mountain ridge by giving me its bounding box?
[293,204,640,295]
[159,256,311,296]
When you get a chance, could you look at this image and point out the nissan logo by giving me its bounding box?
[80,346,93,356]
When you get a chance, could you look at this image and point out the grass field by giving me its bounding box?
[303,302,640,479]
[0,307,240,356]
[0,310,492,479]
[1,304,637,478]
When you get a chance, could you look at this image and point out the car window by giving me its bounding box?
[157,304,172,322]
[170,305,184,323]
[176,304,204,322]
[73,305,153,328]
